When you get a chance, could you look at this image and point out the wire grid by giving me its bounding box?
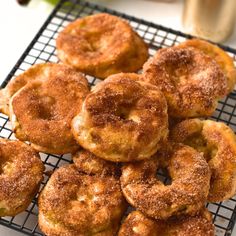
[0,0,236,235]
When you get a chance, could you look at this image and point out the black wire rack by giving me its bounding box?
[0,0,236,235]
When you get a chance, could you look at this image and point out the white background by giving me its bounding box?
[0,0,236,235]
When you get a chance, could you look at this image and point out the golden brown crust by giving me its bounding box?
[118,211,159,236]
[73,149,120,177]
[9,63,89,154]
[118,209,215,236]
[0,63,53,116]
[38,164,127,236]
[112,32,148,75]
[179,39,236,93]
[142,46,227,118]
[56,13,148,79]
[121,144,210,219]
[0,138,44,216]
[171,119,236,202]
[72,73,168,162]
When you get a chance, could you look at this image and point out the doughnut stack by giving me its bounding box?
[0,13,236,236]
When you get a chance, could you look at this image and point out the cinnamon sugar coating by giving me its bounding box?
[0,63,55,116]
[179,39,236,94]
[38,164,127,236]
[56,13,148,79]
[121,144,210,219]
[171,119,236,202]
[0,138,44,216]
[72,73,168,162]
[73,149,120,177]
[9,63,89,154]
[118,209,214,236]
[142,46,227,118]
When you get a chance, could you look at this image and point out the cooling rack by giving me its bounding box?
[0,0,236,235]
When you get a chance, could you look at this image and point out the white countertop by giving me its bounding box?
[0,0,236,235]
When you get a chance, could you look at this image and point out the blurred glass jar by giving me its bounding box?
[182,0,236,43]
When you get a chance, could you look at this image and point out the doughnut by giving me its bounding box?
[72,73,168,162]
[179,39,236,93]
[0,138,44,216]
[118,209,214,236]
[0,63,52,116]
[142,46,227,118]
[56,13,148,79]
[9,63,89,154]
[73,149,120,177]
[38,164,127,236]
[121,143,210,219]
[170,119,236,202]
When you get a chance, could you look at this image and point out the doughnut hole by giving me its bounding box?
[36,96,56,120]
[156,168,172,186]
[170,119,212,160]
[0,161,13,175]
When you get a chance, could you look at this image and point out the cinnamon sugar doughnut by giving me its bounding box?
[171,119,236,202]
[9,63,89,154]
[38,164,127,236]
[118,209,214,236]
[73,149,120,177]
[0,138,44,216]
[121,144,210,219]
[56,13,148,79]
[72,73,168,162]
[142,46,227,118]
[179,39,236,93]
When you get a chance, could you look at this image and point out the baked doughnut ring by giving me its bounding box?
[72,73,168,162]
[0,138,44,216]
[170,119,236,202]
[179,39,236,93]
[121,144,210,219]
[9,63,89,154]
[73,149,120,177]
[0,64,52,116]
[118,209,214,236]
[142,46,227,118]
[56,13,148,79]
[38,164,127,236]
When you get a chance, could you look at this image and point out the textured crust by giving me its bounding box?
[171,119,236,202]
[0,138,44,217]
[179,39,236,93]
[121,144,210,220]
[118,210,159,236]
[0,63,52,116]
[72,73,168,162]
[143,46,227,118]
[38,164,127,236]
[73,150,120,177]
[56,13,148,79]
[9,63,89,154]
[106,31,148,77]
[118,209,215,236]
